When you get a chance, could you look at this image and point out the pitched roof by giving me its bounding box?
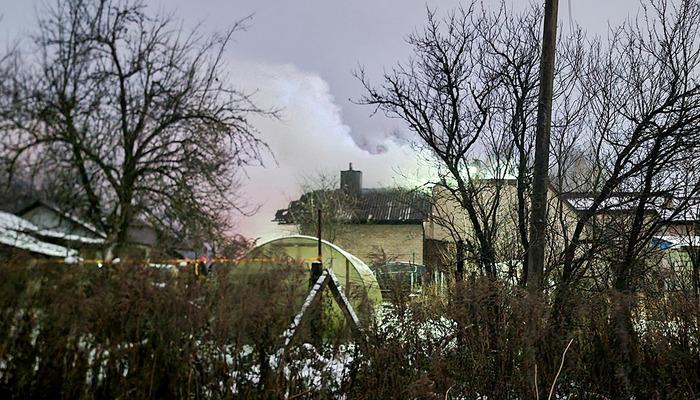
[275,188,430,225]
[0,210,103,246]
[351,188,431,223]
[658,198,700,222]
[560,192,670,213]
[559,192,700,224]
[18,200,106,238]
[0,211,78,258]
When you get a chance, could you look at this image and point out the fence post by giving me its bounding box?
[345,259,351,296]
[309,260,323,346]
[310,261,323,289]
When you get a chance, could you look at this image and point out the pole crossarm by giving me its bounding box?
[326,269,363,337]
[281,269,330,349]
[279,268,365,355]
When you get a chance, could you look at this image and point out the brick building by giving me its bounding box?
[274,164,430,266]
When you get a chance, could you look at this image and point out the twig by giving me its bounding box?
[548,338,574,400]
[289,389,312,399]
[148,352,157,397]
[445,384,456,399]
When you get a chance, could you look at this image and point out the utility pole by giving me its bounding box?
[527,0,559,292]
[317,208,322,259]
[311,208,323,288]
[309,208,323,346]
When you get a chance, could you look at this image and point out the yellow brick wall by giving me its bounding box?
[425,182,580,266]
[332,224,424,267]
[663,223,695,237]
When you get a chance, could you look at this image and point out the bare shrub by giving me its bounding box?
[1,262,699,398]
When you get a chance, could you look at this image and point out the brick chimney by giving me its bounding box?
[340,163,362,197]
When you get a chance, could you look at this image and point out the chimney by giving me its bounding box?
[340,162,362,197]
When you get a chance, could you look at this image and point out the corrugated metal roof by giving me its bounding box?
[275,188,430,225]
[352,189,429,223]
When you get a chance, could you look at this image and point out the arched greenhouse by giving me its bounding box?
[236,235,382,321]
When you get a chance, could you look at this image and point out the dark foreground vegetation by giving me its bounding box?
[0,261,698,399]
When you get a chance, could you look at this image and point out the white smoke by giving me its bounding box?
[227,60,431,241]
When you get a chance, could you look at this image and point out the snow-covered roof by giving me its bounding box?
[0,211,78,257]
[653,235,700,249]
[0,210,37,232]
[561,193,700,225]
[564,194,668,213]
[19,201,106,238]
[439,160,517,184]
[34,228,105,244]
[0,209,103,244]
[658,201,700,222]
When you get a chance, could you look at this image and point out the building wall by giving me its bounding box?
[425,182,580,272]
[126,224,158,247]
[663,222,696,237]
[332,223,424,266]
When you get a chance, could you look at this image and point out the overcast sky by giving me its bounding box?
[0,0,642,241]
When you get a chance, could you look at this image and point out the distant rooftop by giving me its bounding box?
[275,164,430,225]
[561,192,700,222]
[275,188,430,225]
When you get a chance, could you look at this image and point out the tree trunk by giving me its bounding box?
[693,254,700,302]
[609,289,636,397]
[692,221,700,303]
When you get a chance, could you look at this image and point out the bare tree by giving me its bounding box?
[553,0,700,297]
[283,173,357,243]
[357,0,700,392]
[356,3,516,279]
[477,5,542,285]
[543,1,700,393]
[357,2,584,285]
[0,0,272,259]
